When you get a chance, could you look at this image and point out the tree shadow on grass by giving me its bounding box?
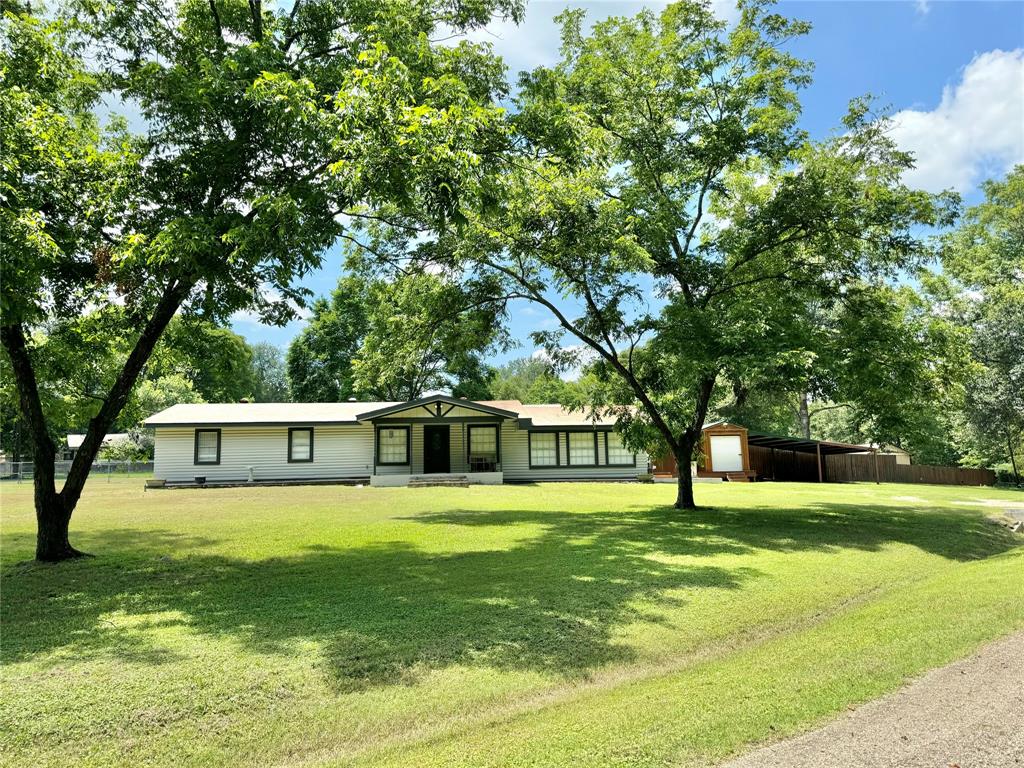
[407,498,1017,562]
[2,498,1018,693]
[2,523,750,689]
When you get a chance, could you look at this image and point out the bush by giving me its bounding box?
[100,431,154,461]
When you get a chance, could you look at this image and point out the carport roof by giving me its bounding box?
[745,432,873,455]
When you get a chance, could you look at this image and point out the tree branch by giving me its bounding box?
[60,278,195,510]
[0,324,57,475]
[248,0,264,42]
[208,0,224,44]
[483,257,680,451]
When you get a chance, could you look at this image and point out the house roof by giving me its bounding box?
[702,421,748,432]
[143,398,623,428]
[356,395,521,421]
[853,443,911,455]
[144,402,398,427]
[511,403,619,427]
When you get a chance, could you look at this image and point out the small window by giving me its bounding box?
[377,426,409,465]
[529,432,558,467]
[605,432,636,466]
[288,427,314,463]
[194,429,221,465]
[468,425,499,471]
[567,431,597,465]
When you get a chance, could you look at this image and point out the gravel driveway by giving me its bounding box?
[722,629,1024,768]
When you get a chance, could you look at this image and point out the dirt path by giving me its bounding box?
[722,629,1024,768]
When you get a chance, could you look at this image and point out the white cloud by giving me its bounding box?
[709,0,741,25]
[531,344,596,381]
[230,287,313,326]
[889,49,1024,193]
[463,1,739,80]
[914,0,931,16]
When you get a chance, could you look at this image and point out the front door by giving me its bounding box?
[423,425,450,474]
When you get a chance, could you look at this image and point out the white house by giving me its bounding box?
[64,432,130,460]
[144,395,649,486]
[853,444,912,465]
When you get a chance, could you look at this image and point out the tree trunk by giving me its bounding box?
[672,377,715,510]
[798,392,811,439]
[2,279,192,561]
[0,324,84,560]
[35,482,84,561]
[673,437,697,509]
[57,280,192,518]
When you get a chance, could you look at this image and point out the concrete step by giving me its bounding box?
[408,475,471,488]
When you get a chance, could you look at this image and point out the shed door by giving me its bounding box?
[709,435,743,472]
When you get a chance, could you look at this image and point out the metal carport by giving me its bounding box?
[745,433,876,483]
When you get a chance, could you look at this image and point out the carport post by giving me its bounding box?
[816,443,823,483]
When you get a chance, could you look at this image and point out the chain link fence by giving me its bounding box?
[0,460,154,482]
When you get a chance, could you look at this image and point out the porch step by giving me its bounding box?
[725,471,754,482]
[408,475,471,488]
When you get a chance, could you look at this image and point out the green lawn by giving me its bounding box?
[2,479,1022,768]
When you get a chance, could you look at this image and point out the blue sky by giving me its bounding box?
[231,0,1024,362]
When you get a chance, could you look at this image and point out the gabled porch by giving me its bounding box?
[360,396,515,486]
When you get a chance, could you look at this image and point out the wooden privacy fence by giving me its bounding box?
[824,453,995,486]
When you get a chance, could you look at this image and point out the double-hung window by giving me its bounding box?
[194,429,221,465]
[468,425,499,471]
[529,432,558,467]
[567,431,598,466]
[377,426,410,465]
[288,428,314,463]
[605,432,635,466]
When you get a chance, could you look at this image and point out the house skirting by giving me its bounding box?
[369,472,504,487]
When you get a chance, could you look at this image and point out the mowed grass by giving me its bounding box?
[2,479,1023,768]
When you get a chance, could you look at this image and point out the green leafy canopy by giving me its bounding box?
[351,0,958,507]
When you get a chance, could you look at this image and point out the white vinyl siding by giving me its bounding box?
[449,424,469,474]
[155,425,374,482]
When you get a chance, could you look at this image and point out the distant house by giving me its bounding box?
[64,432,130,461]
[144,395,648,486]
[854,444,912,465]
